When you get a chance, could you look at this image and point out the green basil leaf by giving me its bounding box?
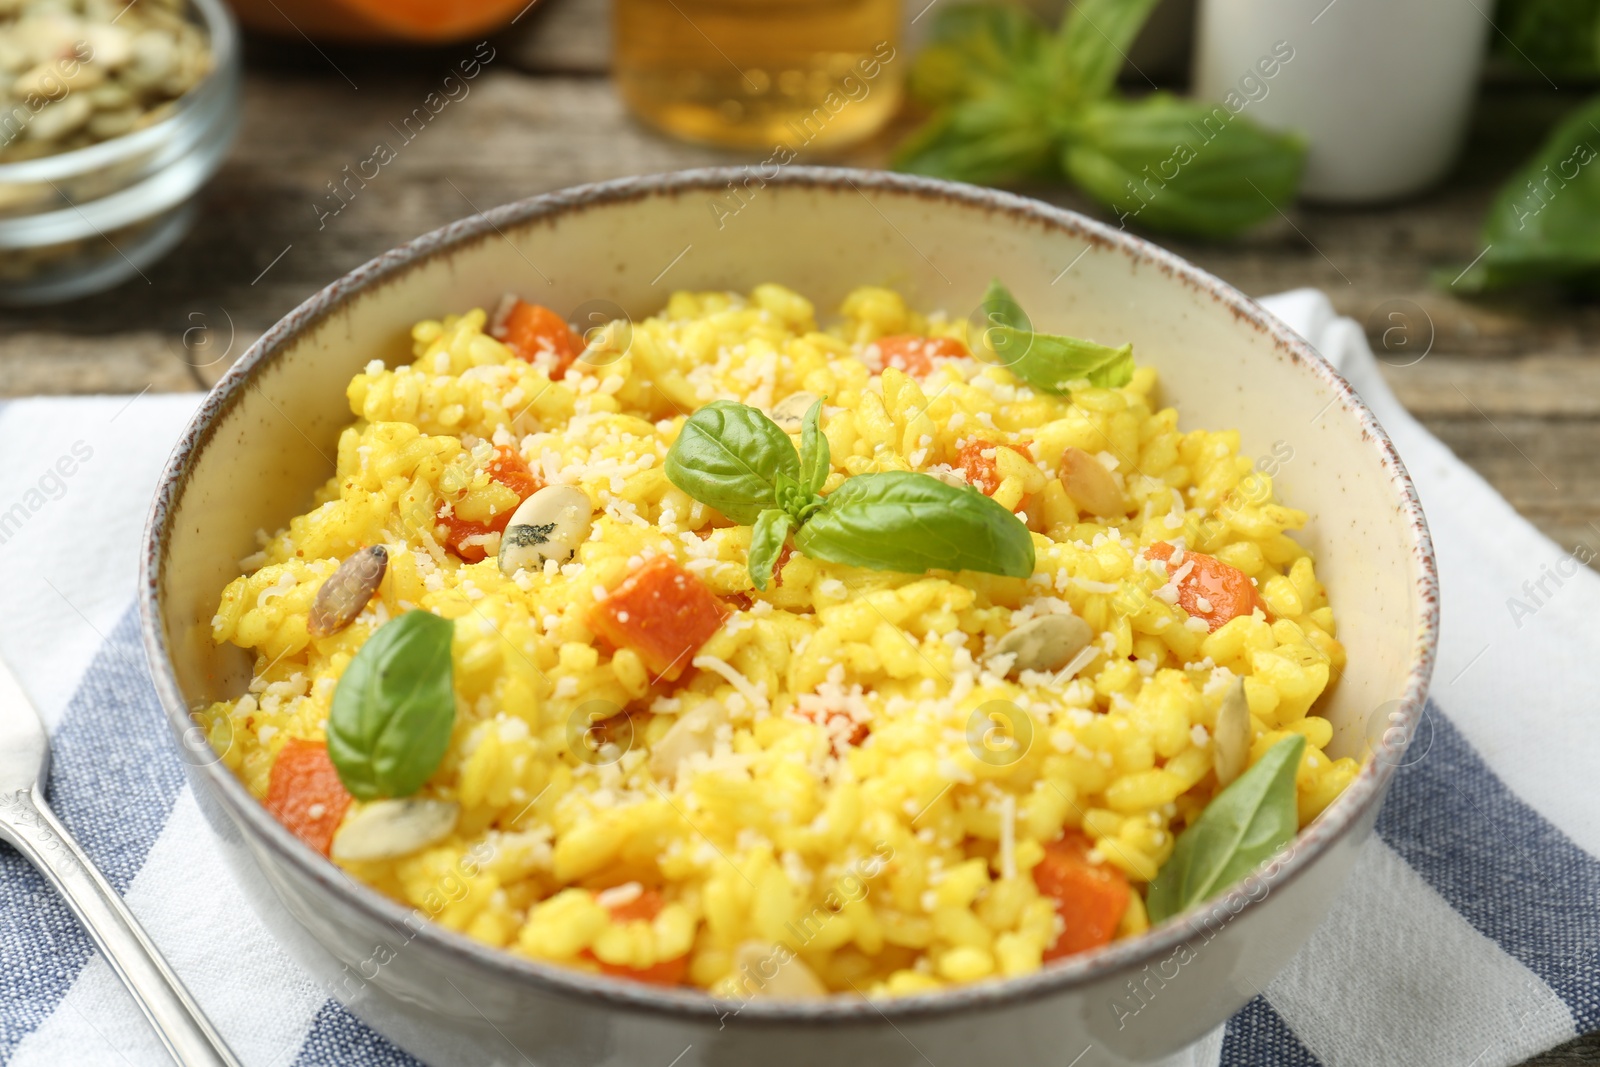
[908,3,1050,108]
[665,401,801,525]
[1053,0,1163,104]
[1060,94,1306,238]
[328,610,457,801]
[1145,734,1305,923]
[1451,95,1600,293]
[992,325,1134,394]
[748,508,795,592]
[975,280,1133,393]
[978,278,1043,371]
[893,91,1061,186]
[799,397,830,498]
[981,278,1029,333]
[795,471,1035,578]
[977,277,1031,367]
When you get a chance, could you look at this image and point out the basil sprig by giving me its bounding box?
[979,279,1134,394]
[1145,734,1305,923]
[894,0,1305,237]
[328,610,457,800]
[665,397,1035,589]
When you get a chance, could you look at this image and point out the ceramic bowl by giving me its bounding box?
[140,167,1437,1067]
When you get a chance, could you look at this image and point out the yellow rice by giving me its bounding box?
[202,283,1355,997]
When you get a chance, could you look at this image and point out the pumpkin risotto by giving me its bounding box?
[202,282,1355,998]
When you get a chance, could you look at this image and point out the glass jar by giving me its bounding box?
[613,0,903,152]
[0,0,241,305]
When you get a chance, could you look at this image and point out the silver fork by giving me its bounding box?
[0,655,242,1067]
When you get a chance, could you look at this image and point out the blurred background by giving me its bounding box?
[1,0,1598,607]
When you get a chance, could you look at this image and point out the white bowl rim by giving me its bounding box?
[139,166,1439,1026]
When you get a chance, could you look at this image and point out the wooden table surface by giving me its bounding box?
[2,3,1595,1062]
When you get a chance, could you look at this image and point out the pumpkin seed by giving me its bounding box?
[81,22,132,69]
[331,798,459,862]
[86,80,132,109]
[1211,676,1251,787]
[498,485,593,576]
[125,29,177,89]
[11,11,76,63]
[770,391,822,433]
[12,58,103,98]
[732,942,828,999]
[26,93,91,141]
[989,612,1094,676]
[648,699,728,781]
[0,38,27,74]
[86,105,139,138]
[1059,447,1126,518]
[308,546,387,637]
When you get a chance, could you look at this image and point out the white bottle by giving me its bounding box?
[1192,0,1491,203]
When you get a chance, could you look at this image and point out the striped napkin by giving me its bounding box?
[0,290,1595,1067]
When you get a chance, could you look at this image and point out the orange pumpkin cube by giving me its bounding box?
[1145,542,1268,632]
[588,556,727,681]
[1033,830,1130,960]
[594,954,689,986]
[955,438,1032,508]
[580,887,689,986]
[604,886,666,923]
[263,738,353,857]
[497,299,584,380]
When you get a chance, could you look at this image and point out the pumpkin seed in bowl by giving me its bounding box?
[0,0,236,303]
[0,0,212,163]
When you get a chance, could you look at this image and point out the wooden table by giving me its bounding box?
[2,4,1594,1062]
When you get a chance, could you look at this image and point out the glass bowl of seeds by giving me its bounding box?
[0,0,239,304]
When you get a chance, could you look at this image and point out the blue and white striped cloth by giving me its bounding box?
[1,290,1596,1066]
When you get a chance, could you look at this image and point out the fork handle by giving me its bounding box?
[0,787,242,1067]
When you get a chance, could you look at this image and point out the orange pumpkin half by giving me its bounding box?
[229,0,533,43]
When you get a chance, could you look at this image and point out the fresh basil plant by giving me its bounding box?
[894,0,1306,237]
[328,610,457,800]
[666,396,1035,590]
[1145,734,1305,923]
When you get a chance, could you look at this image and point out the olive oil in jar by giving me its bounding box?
[612,0,902,151]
